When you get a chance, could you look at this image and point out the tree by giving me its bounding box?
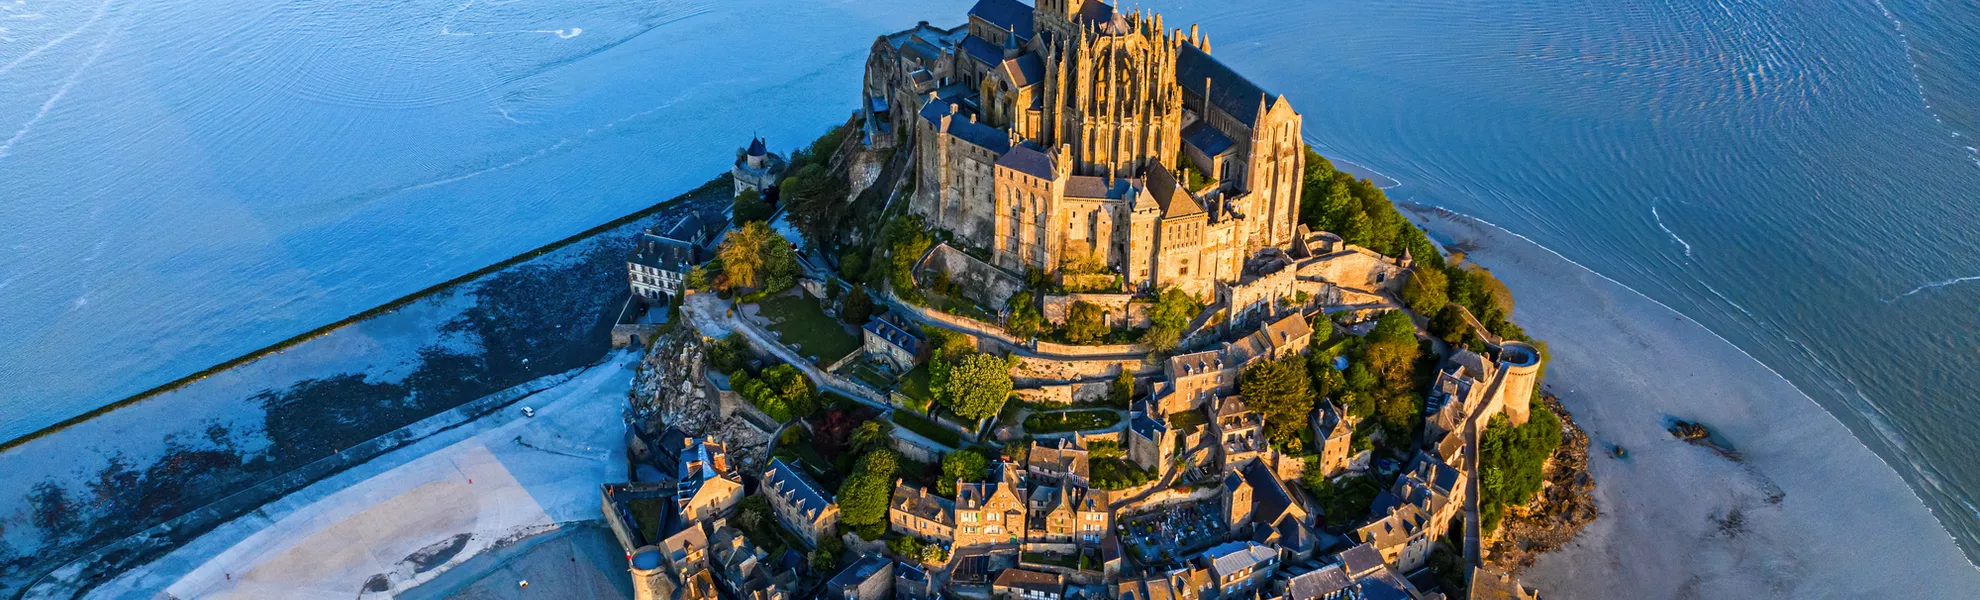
[945,353,1014,422]
[841,285,874,325]
[732,188,774,223]
[1108,369,1135,408]
[884,215,934,299]
[1478,409,1562,533]
[1362,339,1419,387]
[1005,291,1044,339]
[1311,314,1334,342]
[1240,357,1315,445]
[837,450,900,537]
[717,221,797,293]
[1369,310,1417,345]
[1140,287,1199,351]
[782,163,848,248]
[937,448,988,497]
[708,334,751,375]
[849,420,894,455]
[1402,266,1448,315]
[1429,304,1472,345]
[840,250,868,283]
[1064,301,1108,344]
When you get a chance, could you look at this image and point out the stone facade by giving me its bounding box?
[891,482,958,542]
[955,462,1030,550]
[865,0,1305,300]
[763,458,840,548]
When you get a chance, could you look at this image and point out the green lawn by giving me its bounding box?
[1167,410,1208,434]
[627,497,668,544]
[892,410,962,448]
[898,364,933,404]
[1024,409,1121,434]
[756,293,861,364]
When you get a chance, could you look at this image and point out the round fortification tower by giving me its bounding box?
[630,546,669,600]
[1497,341,1542,426]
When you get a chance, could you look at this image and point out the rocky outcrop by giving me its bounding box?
[1488,393,1597,572]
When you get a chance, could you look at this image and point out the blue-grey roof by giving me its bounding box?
[870,96,889,114]
[630,232,695,273]
[828,555,891,590]
[863,317,925,354]
[1129,412,1165,440]
[746,137,767,157]
[1204,541,1277,577]
[961,34,1003,66]
[1358,570,1415,600]
[1063,175,1135,200]
[1286,564,1351,600]
[765,458,834,520]
[996,144,1056,180]
[1002,53,1046,88]
[1183,122,1236,157]
[968,0,1035,41]
[1176,42,1273,127]
[1242,460,1295,525]
[917,99,1009,153]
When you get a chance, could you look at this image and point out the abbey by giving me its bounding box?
[862,0,1306,298]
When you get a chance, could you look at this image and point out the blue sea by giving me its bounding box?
[3,0,1978,566]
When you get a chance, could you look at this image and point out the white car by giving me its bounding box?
[520,407,536,418]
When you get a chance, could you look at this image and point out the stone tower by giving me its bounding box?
[1496,341,1542,426]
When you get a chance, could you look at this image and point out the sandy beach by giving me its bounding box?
[89,352,638,599]
[1409,207,1980,597]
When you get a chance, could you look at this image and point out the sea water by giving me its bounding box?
[4,0,1980,564]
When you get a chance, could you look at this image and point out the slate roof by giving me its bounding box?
[1286,564,1353,600]
[1129,409,1167,441]
[746,137,767,157]
[968,0,1036,41]
[1358,568,1416,600]
[1029,437,1089,481]
[1063,175,1137,200]
[892,483,956,525]
[1338,543,1386,578]
[864,316,925,355]
[1144,162,1203,218]
[827,555,891,591]
[1001,53,1046,88]
[919,98,1012,154]
[629,232,695,273]
[1183,122,1237,157]
[1203,541,1277,577]
[764,458,834,521]
[997,143,1058,180]
[961,34,1003,66]
[1176,42,1274,127]
[1241,460,1296,525]
[992,568,1063,594]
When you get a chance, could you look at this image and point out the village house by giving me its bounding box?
[1210,395,1264,471]
[1026,482,1111,544]
[992,567,1066,600]
[709,521,800,600]
[627,210,722,303]
[1125,398,1175,476]
[1027,436,1091,487]
[862,314,928,371]
[675,435,745,524]
[955,462,1029,549]
[762,458,840,547]
[891,481,958,542]
[1113,566,1213,600]
[825,554,896,600]
[1156,311,1313,414]
[1309,400,1354,479]
[1199,541,1280,597]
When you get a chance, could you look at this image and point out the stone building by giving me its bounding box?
[1199,541,1279,597]
[891,481,958,542]
[1026,482,1110,544]
[1309,400,1354,480]
[992,567,1066,600]
[732,137,786,198]
[762,458,840,547]
[955,461,1029,549]
[1210,395,1264,471]
[826,554,896,600]
[628,210,722,303]
[1027,436,1091,487]
[862,314,927,371]
[676,435,745,524]
[863,0,1306,298]
[1156,311,1311,414]
[1125,398,1173,475]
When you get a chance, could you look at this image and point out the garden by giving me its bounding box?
[755,292,861,365]
[1022,409,1121,434]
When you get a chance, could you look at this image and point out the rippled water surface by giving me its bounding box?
[4,0,1979,563]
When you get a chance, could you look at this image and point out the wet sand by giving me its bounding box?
[1410,207,1980,597]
